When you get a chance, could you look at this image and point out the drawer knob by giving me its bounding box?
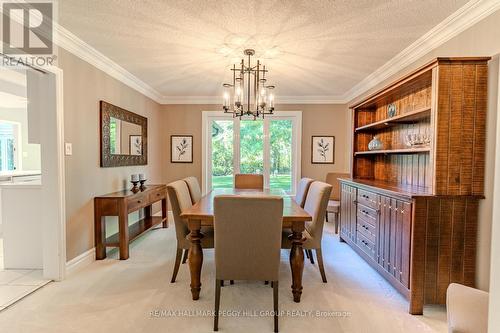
[137,200,142,204]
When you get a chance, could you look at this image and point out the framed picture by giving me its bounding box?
[311,136,335,164]
[129,135,142,156]
[171,135,193,163]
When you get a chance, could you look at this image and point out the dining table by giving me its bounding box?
[180,188,312,303]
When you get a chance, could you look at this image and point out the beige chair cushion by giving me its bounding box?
[295,178,314,208]
[447,283,488,333]
[326,200,340,213]
[234,174,264,189]
[325,172,350,201]
[183,176,202,204]
[214,195,283,281]
[167,180,214,249]
[282,181,332,250]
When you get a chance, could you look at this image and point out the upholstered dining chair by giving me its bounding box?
[213,195,283,332]
[325,172,350,234]
[234,173,264,189]
[446,283,488,333]
[295,177,314,208]
[167,180,214,283]
[282,181,332,283]
[183,176,202,204]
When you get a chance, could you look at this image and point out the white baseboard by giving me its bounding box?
[65,247,95,276]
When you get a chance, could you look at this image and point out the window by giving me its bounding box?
[203,112,301,194]
[0,122,20,172]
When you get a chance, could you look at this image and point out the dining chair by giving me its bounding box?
[183,176,202,204]
[167,180,214,283]
[213,195,283,332]
[234,173,264,190]
[325,172,350,234]
[282,181,332,283]
[295,177,314,208]
[447,283,488,333]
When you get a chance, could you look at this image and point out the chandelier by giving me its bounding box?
[222,49,275,119]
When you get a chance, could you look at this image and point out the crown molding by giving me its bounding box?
[161,95,347,105]
[54,25,164,103]
[342,0,500,103]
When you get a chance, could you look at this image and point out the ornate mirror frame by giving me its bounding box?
[100,100,148,167]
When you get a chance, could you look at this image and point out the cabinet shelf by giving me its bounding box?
[354,147,431,156]
[355,107,431,132]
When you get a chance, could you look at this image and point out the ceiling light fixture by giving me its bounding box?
[222,49,275,119]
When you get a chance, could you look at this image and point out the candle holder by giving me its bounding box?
[131,180,140,193]
[139,179,147,191]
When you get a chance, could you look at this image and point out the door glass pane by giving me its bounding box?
[270,119,293,192]
[240,120,263,174]
[211,120,234,188]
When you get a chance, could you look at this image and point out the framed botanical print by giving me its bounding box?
[171,135,193,163]
[129,135,142,156]
[311,136,335,164]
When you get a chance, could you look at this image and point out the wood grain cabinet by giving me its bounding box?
[340,57,490,314]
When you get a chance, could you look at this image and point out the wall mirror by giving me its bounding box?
[100,101,147,167]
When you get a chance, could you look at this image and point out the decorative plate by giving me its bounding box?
[387,103,397,118]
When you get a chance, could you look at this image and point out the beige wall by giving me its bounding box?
[60,49,163,261]
[348,10,500,291]
[161,104,350,189]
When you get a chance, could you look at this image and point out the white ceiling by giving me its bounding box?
[58,0,471,102]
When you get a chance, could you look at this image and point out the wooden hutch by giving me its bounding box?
[339,57,490,314]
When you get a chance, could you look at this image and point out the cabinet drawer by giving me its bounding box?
[356,232,376,259]
[357,204,378,226]
[357,189,378,209]
[149,189,166,202]
[127,194,147,212]
[357,220,376,243]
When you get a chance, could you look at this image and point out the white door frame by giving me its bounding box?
[28,64,67,281]
[202,111,302,195]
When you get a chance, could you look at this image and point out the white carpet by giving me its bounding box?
[0,222,447,332]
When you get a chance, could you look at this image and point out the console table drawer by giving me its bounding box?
[149,189,166,202]
[127,193,148,212]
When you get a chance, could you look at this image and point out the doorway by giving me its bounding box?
[0,64,66,310]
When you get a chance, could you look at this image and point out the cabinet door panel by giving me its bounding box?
[400,201,412,287]
[389,198,398,277]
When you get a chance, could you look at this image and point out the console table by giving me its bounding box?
[94,184,168,260]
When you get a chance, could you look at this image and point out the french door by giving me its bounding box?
[202,111,302,195]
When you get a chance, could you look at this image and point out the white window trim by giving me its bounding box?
[202,111,302,195]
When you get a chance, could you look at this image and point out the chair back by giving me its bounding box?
[234,174,264,189]
[295,177,314,207]
[166,180,192,244]
[214,195,283,281]
[303,181,332,247]
[183,176,202,204]
[325,172,350,201]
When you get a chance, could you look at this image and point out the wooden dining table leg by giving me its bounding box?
[289,221,305,302]
[188,219,203,300]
